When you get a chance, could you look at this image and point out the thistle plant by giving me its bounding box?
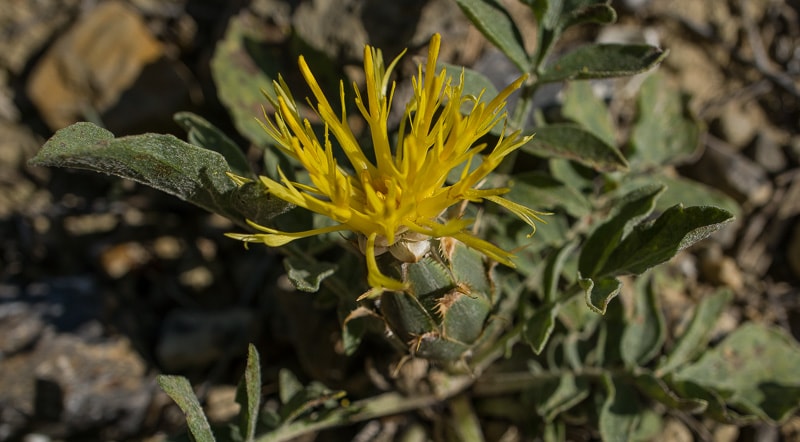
[29,0,800,440]
[226,33,545,294]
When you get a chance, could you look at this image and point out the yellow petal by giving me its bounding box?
[484,195,549,237]
[227,221,347,247]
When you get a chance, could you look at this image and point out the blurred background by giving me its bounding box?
[0,0,799,439]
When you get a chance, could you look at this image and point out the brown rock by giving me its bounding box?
[26,1,164,130]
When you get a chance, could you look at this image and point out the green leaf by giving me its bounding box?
[174,111,252,178]
[656,288,732,376]
[578,185,664,278]
[278,376,347,424]
[539,44,667,83]
[455,0,531,72]
[278,369,303,405]
[543,240,578,303]
[157,375,216,442]
[526,0,616,69]
[522,124,628,172]
[630,72,701,167]
[236,344,261,442]
[667,378,737,423]
[562,80,616,147]
[599,374,641,441]
[524,303,560,354]
[632,372,707,413]
[579,275,622,314]
[621,276,665,366]
[532,373,591,421]
[341,306,386,355]
[622,174,741,220]
[506,172,592,218]
[673,323,800,422]
[599,205,734,276]
[283,257,337,293]
[559,0,617,30]
[228,179,294,227]
[448,395,485,442]
[30,123,291,227]
[210,10,279,148]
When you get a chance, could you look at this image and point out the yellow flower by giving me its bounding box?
[227,33,545,292]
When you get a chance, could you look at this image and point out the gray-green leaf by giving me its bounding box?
[630,72,701,167]
[455,0,531,72]
[579,185,664,278]
[656,288,732,376]
[29,122,290,227]
[174,111,252,178]
[539,44,667,83]
[599,205,734,277]
[283,257,337,293]
[236,344,261,442]
[522,124,628,172]
[157,375,216,442]
[672,323,800,422]
[579,275,622,314]
[620,276,665,367]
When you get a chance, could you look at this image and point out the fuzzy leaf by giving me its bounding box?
[657,288,733,376]
[522,124,628,172]
[579,185,664,278]
[157,375,216,442]
[599,374,641,441]
[622,174,741,219]
[632,372,707,413]
[210,10,279,148]
[667,378,734,423]
[532,373,591,421]
[543,240,578,303]
[599,205,734,276]
[29,122,290,225]
[283,257,337,293]
[579,275,622,315]
[341,306,386,355]
[673,323,800,422]
[620,276,665,366]
[539,44,667,83]
[562,80,616,147]
[558,0,617,29]
[455,0,531,72]
[506,172,592,218]
[524,303,560,354]
[236,344,261,442]
[630,72,701,167]
[174,111,252,177]
[279,369,346,425]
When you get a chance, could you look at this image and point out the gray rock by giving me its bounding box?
[0,331,152,440]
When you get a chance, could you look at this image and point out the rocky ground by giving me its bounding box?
[0,0,798,440]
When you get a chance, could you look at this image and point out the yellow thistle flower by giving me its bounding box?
[227,33,545,292]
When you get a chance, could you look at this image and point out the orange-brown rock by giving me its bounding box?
[27,1,163,131]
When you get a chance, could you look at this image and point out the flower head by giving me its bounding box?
[227,34,545,292]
